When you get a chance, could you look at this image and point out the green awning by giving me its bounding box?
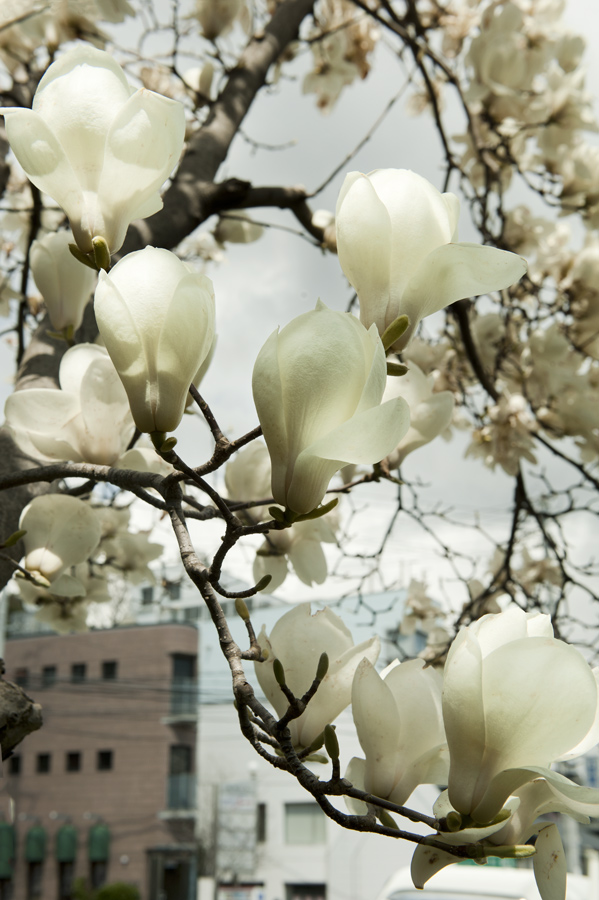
[25,825,47,863]
[0,823,15,879]
[88,824,110,862]
[55,824,77,862]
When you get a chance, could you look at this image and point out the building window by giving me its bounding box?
[8,755,20,776]
[256,803,267,843]
[141,585,154,605]
[167,745,194,809]
[27,861,44,899]
[36,754,51,774]
[171,653,196,715]
[97,750,113,771]
[101,661,117,680]
[65,752,81,772]
[164,581,181,600]
[42,666,56,687]
[90,860,108,890]
[15,667,29,687]
[70,663,86,683]
[58,862,74,900]
[285,885,326,900]
[284,803,326,845]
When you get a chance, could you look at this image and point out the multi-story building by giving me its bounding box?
[3,623,199,900]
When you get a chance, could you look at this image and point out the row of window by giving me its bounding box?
[14,660,118,689]
[9,750,113,775]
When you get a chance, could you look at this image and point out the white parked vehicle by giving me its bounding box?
[374,865,592,900]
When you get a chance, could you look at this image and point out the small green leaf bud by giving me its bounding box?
[378,809,399,830]
[269,506,286,524]
[323,724,339,761]
[160,437,178,452]
[235,598,250,621]
[273,658,286,686]
[485,845,536,860]
[386,362,409,377]
[294,497,338,523]
[92,235,111,272]
[68,243,97,270]
[254,574,272,592]
[445,811,463,832]
[1,529,27,549]
[316,652,329,681]
[381,314,410,351]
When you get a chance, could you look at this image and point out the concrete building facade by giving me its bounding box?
[3,623,199,900]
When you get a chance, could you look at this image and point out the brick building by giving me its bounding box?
[3,623,199,900]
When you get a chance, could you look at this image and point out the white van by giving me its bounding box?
[374,865,592,900]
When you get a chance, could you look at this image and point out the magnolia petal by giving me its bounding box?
[558,666,599,760]
[251,329,288,505]
[289,539,327,586]
[2,109,83,226]
[99,89,186,252]
[443,630,487,815]
[298,635,380,748]
[344,757,368,815]
[336,173,392,334]
[286,393,410,513]
[533,824,567,900]
[59,343,110,393]
[351,658,402,800]
[5,389,79,435]
[476,638,597,792]
[410,839,458,889]
[396,243,527,349]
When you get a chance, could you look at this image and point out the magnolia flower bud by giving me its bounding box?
[214,211,263,245]
[346,658,448,809]
[1,45,185,255]
[252,301,410,515]
[335,169,527,350]
[254,604,380,748]
[20,495,102,584]
[94,246,216,434]
[30,231,97,332]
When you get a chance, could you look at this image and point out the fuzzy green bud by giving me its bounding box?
[273,658,286,686]
[323,724,339,761]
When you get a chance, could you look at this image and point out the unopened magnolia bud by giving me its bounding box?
[316,652,329,681]
[235,598,250,621]
[324,724,339,761]
[273,658,286,686]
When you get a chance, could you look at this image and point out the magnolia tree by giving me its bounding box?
[1,0,599,897]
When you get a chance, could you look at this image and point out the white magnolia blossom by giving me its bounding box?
[1,45,185,254]
[255,604,380,749]
[252,301,410,515]
[253,509,339,592]
[335,169,527,350]
[19,495,102,587]
[5,343,135,466]
[443,606,599,824]
[94,246,216,434]
[383,363,454,468]
[30,230,97,332]
[466,392,537,476]
[399,579,443,636]
[214,212,264,245]
[347,657,448,809]
[193,0,246,39]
